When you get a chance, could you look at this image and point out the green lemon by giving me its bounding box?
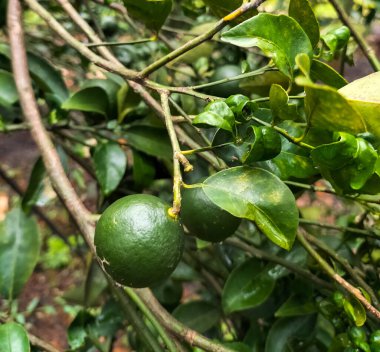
[207,65,242,98]
[181,186,241,242]
[95,194,184,288]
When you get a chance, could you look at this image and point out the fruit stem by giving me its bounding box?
[161,91,192,216]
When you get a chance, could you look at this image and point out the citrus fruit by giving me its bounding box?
[95,194,184,288]
[207,65,242,97]
[181,186,241,242]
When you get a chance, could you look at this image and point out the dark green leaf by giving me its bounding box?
[193,101,235,132]
[22,157,46,214]
[222,14,313,78]
[242,126,282,163]
[0,208,41,299]
[296,77,367,135]
[289,0,320,48]
[275,294,316,317]
[222,258,276,314]
[125,126,172,159]
[223,342,251,352]
[0,69,18,107]
[269,84,298,121]
[62,87,109,116]
[0,44,68,104]
[265,315,317,352]
[203,0,258,22]
[310,59,347,89]
[203,167,299,250]
[0,322,30,352]
[93,141,127,196]
[122,0,173,31]
[132,150,155,188]
[117,83,142,123]
[84,261,108,307]
[173,301,220,333]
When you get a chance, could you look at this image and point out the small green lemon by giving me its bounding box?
[207,65,242,98]
[181,186,241,242]
[95,194,184,288]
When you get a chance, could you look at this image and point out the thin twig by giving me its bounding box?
[297,230,380,320]
[140,0,268,77]
[328,0,380,71]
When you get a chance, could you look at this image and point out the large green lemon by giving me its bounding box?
[95,194,184,288]
[181,186,241,242]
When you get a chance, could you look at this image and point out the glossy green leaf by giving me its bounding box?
[311,132,358,170]
[132,150,155,189]
[339,72,380,145]
[310,59,347,89]
[322,26,350,54]
[173,301,220,333]
[343,297,366,326]
[125,126,172,159]
[222,258,275,314]
[296,77,367,135]
[193,101,235,132]
[0,69,18,107]
[0,44,68,104]
[289,0,320,48]
[122,0,172,31]
[93,141,127,196]
[242,126,282,163]
[0,208,41,299]
[81,79,120,116]
[62,87,109,116]
[21,157,46,214]
[203,167,299,250]
[0,323,30,352]
[269,84,298,121]
[265,315,317,352]
[275,294,316,317]
[222,14,313,78]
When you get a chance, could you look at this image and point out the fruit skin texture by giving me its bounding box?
[207,65,242,98]
[181,186,241,242]
[95,194,184,288]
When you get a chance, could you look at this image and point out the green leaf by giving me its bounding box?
[203,0,258,23]
[322,26,350,54]
[0,322,30,352]
[0,69,18,107]
[117,83,142,123]
[0,44,68,104]
[22,157,46,214]
[132,150,155,189]
[289,0,320,48]
[242,126,282,163]
[343,297,366,326]
[93,141,127,196]
[310,59,347,89]
[275,294,316,317]
[84,261,108,307]
[296,77,367,135]
[173,301,220,333]
[0,208,41,299]
[222,258,276,314]
[265,315,317,352]
[222,14,313,78]
[269,84,298,121]
[122,0,173,31]
[125,126,172,159]
[203,167,299,250]
[338,72,380,145]
[193,101,235,132]
[62,87,109,116]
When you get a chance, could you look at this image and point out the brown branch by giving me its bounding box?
[8,0,95,251]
